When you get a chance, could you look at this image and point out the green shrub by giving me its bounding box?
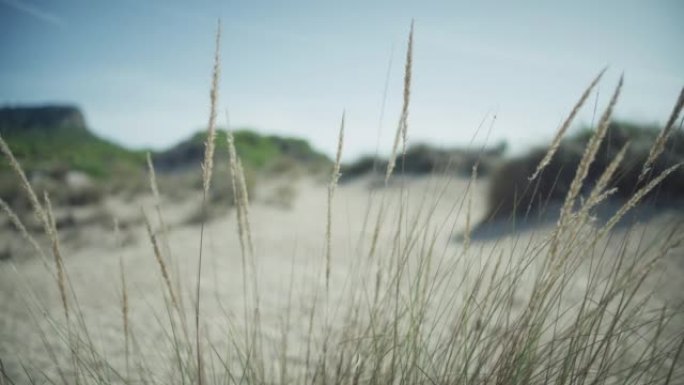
[154,129,330,173]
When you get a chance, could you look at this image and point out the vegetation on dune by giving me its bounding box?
[0,106,328,180]
[341,141,506,181]
[486,120,684,221]
[0,106,146,178]
[0,107,144,209]
[154,129,330,173]
[0,105,327,212]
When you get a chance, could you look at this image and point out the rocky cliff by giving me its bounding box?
[0,105,87,135]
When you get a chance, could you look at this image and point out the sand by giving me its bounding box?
[0,175,682,383]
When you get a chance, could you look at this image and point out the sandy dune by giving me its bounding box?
[1,175,682,383]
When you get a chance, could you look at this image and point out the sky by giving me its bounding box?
[1,0,682,161]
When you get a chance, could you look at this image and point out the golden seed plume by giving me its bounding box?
[586,141,630,209]
[640,86,684,181]
[571,142,629,230]
[332,111,345,187]
[226,130,254,256]
[226,131,247,257]
[529,68,607,181]
[195,23,222,384]
[202,20,222,194]
[386,20,414,185]
[326,111,345,292]
[560,74,623,224]
[400,20,414,158]
[601,163,681,236]
[226,131,240,207]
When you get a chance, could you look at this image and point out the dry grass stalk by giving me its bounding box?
[146,153,161,201]
[43,193,69,322]
[226,134,256,287]
[566,142,629,233]
[1,136,84,379]
[115,219,130,380]
[202,20,222,195]
[529,68,607,181]
[541,76,623,303]
[226,130,250,288]
[585,141,630,209]
[400,20,414,158]
[601,163,681,236]
[237,159,254,256]
[146,153,174,260]
[225,134,254,258]
[227,131,263,368]
[560,74,623,226]
[143,209,179,309]
[226,131,248,257]
[386,108,403,185]
[367,203,385,260]
[326,112,345,292]
[0,135,47,227]
[640,86,684,181]
[226,131,239,206]
[385,21,414,185]
[331,112,345,189]
[195,22,222,385]
[370,20,413,281]
[148,151,191,353]
[235,155,265,378]
[370,44,395,176]
[0,197,50,268]
[463,163,478,253]
[666,336,684,385]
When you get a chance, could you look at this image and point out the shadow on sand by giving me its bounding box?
[458,199,682,243]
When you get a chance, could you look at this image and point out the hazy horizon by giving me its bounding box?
[1,0,682,160]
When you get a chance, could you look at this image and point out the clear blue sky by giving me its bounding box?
[1,0,682,160]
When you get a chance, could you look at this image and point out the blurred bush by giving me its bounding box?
[341,141,506,181]
[486,121,684,220]
[153,129,330,174]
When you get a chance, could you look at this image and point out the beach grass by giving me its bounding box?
[0,22,683,385]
